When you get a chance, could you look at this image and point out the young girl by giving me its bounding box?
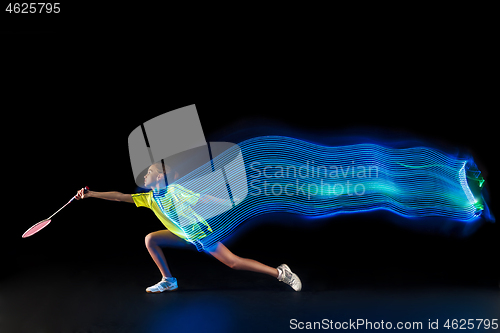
[75,162,301,293]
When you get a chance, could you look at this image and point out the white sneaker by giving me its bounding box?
[146,277,178,293]
[277,264,302,291]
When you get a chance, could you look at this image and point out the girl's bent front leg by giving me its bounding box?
[145,230,193,278]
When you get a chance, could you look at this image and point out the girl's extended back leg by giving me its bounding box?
[206,242,279,278]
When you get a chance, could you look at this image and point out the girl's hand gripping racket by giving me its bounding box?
[22,186,89,238]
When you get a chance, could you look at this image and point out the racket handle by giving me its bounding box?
[72,186,90,201]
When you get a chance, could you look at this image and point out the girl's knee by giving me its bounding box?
[208,243,242,269]
[227,256,241,270]
[145,232,157,247]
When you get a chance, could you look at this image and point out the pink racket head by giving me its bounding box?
[22,219,52,238]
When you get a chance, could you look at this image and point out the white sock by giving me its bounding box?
[277,267,283,281]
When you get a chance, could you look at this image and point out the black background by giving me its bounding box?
[2,6,498,332]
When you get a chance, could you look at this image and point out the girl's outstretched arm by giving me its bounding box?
[75,188,134,203]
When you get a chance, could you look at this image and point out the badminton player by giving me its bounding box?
[75,162,301,293]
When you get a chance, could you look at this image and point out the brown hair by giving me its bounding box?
[152,161,179,181]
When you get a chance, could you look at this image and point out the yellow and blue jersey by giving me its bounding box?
[132,184,212,246]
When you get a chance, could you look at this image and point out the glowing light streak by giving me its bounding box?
[153,136,487,251]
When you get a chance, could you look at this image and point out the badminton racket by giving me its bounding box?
[22,186,89,238]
